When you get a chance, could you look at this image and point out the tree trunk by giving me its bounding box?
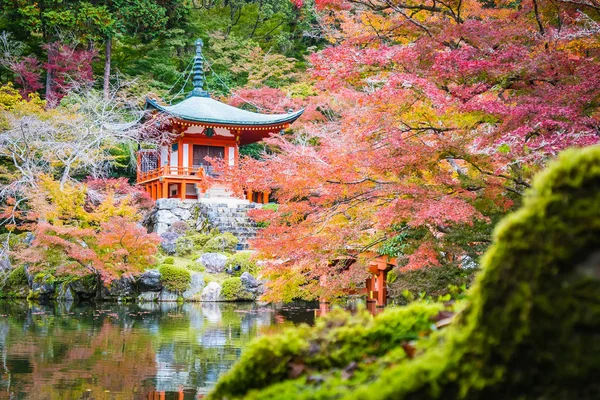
[103,36,112,101]
[45,49,52,102]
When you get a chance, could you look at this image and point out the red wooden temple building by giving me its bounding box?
[137,39,303,203]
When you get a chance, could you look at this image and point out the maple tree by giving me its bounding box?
[224,0,600,300]
[16,175,159,284]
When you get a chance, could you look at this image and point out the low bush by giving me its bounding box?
[175,237,194,257]
[387,264,476,304]
[203,232,239,253]
[189,233,212,250]
[225,252,259,277]
[163,257,175,265]
[158,264,191,293]
[221,277,244,301]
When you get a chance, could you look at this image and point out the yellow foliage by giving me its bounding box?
[33,175,89,226]
[0,84,22,110]
[31,175,141,227]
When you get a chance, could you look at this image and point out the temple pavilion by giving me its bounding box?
[137,39,303,203]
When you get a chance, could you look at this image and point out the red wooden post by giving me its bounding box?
[376,269,388,307]
[180,181,186,200]
[162,180,168,199]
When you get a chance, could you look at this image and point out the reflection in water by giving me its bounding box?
[0,300,326,399]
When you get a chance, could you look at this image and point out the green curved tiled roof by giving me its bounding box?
[146,96,304,126]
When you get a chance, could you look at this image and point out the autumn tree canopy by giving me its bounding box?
[230,0,600,301]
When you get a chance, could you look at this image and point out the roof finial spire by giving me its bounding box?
[190,39,210,97]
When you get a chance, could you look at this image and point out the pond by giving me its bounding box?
[0,300,337,399]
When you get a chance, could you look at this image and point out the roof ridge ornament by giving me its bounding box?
[190,39,210,98]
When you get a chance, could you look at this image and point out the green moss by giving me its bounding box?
[188,263,206,273]
[203,232,239,253]
[188,233,213,250]
[6,266,28,288]
[163,257,175,265]
[209,303,444,399]
[175,236,194,257]
[221,277,244,301]
[209,146,600,400]
[225,252,259,277]
[158,264,191,293]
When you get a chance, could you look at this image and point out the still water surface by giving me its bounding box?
[0,300,322,399]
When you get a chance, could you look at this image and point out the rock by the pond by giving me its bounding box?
[201,282,222,302]
[0,251,10,272]
[182,272,205,300]
[199,253,228,273]
[55,282,75,302]
[102,275,136,301]
[160,232,180,255]
[30,275,55,299]
[159,289,180,302]
[138,291,160,302]
[70,278,97,300]
[240,272,258,291]
[138,269,162,292]
[23,265,34,286]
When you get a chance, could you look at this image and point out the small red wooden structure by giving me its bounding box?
[136,39,303,202]
[365,255,397,307]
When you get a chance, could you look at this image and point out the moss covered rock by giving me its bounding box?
[209,146,600,399]
[158,264,192,293]
[203,232,239,253]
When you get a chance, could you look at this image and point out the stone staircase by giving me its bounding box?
[198,202,259,250]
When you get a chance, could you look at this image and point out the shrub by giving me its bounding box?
[203,232,239,253]
[158,264,191,293]
[189,233,212,250]
[163,257,175,265]
[387,264,476,304]
[262,203,279,212]
[175,236,194,257]
[225,252,259,277]
[6,265,28,288]
[221,277,243,301]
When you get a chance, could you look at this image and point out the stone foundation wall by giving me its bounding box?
[145,199,260,248]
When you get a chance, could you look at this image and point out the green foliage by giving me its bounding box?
[262,203,279,212]
[388,264,476,305]
[158,264,191,293]
[225,252,259,277]
[209,303,444,399]
[220,277,244,301]
[5,266,28,288]
[211,146,600,400]
[203,232,239,253]
[163,257,175,265]
[188,233,212,250]
[188,263,206,273]
[175,236,194,256]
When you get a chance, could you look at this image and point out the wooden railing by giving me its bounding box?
[137,165,207,183]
